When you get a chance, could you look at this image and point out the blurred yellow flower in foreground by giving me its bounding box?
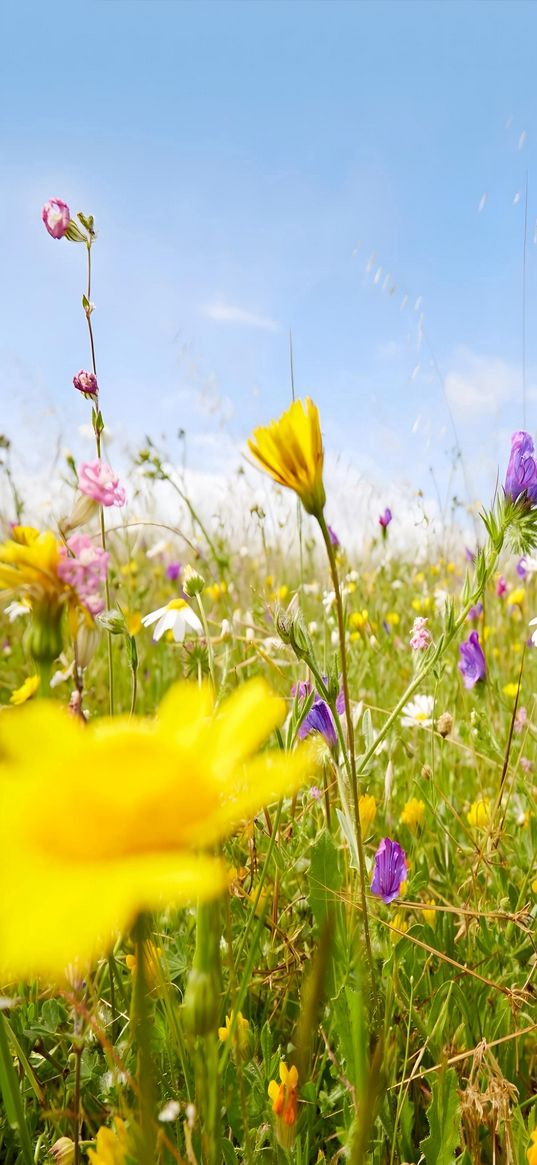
[0,526,61,600]
[503,682,520,699]
[88,1117,129,1165]
[0,679,313,981]
[527,1129,537,1165]
[248,398,326,516]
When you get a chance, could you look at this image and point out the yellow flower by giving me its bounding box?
[467,798,490,828]
[10,675,40,705]
[359,793,377,836]
[248,398,326,516]
[503,682,520,699]
[126,611,142,636]
[421,901,436,928]
[268,1061,299,1144]
[218,1011,250,1054]
[88,1117,129,1165]
[0,679,314,980]
[532,877,537,895]
[385,611,400,626]
[50,1137,75,1165]
[0,527,61,600]
[527,1129,537,1165]
[390,912,408,944]
[400,797,425,832]
[349,609,368,632]
[507,588,525,607]
[125,942,163,990]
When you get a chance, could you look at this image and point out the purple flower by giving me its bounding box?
[293,677,345,749]
[504,431,537,504]
[42,198,70,239]
[379,507,392,529]
[458,630,486,689]
[516,557,528,579]
[327,524,340,547]
[73,370,98,397]
[465,546,476,563]
[371,837,407,904]
[166,562,182,581]
[467,602,483,623]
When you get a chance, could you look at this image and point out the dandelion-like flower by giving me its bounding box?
[458,631,486,689]
[358,793,377,836]
[141,598,202,643]
[0,678,314,979]
[371,837,407,904]
[248,397,326,516]
[467,798,490,828]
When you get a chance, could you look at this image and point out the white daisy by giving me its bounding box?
[141,598,202,643]
[400,694,435,729]
[528,616,537,645]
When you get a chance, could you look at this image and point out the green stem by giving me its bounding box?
[132,915,156,1165]
[84,240,114,715]
[317,511,375,993]
[196,593,216,695]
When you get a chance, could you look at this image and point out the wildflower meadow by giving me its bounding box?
[2,196,537,1165]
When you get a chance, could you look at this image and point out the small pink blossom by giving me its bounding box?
[73,370,98,396]
[520,756,533,773]
[496,575,507,598]
[78,459,126,507]
[42,198,70,239]
[514,706,528,734]
[58,534,109,593]
[409,616,431,651]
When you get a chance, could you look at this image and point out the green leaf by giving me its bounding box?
[0,1015,34,1165]
[420,1067,461,1165]
[308,831,342,934]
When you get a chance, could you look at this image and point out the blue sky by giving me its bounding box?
[2,0,537,532]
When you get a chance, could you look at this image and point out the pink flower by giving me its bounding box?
[496,575,507,598]
[58,534,109,592]
[73,370,98,397]
[409,616,431,651]
[514,706,528,734]
[78,459,126,508]
[42,198,70,239]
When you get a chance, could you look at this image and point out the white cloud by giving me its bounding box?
[444,350,527,419]
[203,301,280,332]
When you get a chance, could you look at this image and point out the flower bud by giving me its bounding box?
[182,968,219,1036]
[50,1137,75,1165]
[30,604,63,665]
[97,608,128,635]
[437,711,453,738]
[73,370,98,397]
[288,608,314,662]
[75,618,101,670]
[42,198,70,239]
[183,564,205,597]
